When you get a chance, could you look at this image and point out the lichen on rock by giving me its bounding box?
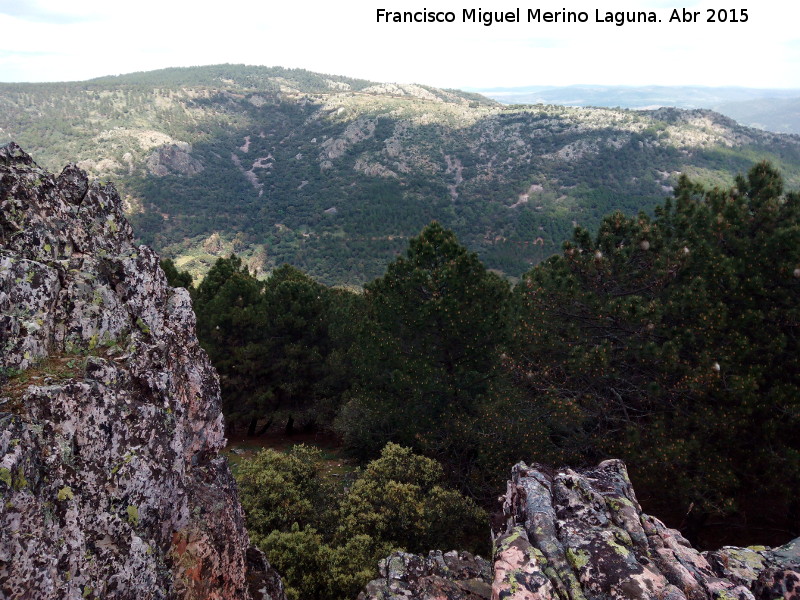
[0,142,284,599]
[357,550,492,600]
[493,459,800,600]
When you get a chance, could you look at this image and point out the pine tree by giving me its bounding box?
[512,162,800,540]
[194,259,334,435]
[339,222,512,474]
[193,255,266,432]
[257,264,331,434]
[159,258,193,289]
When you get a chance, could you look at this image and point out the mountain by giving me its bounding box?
[477,84,800,135]
[3,65,800,285]
[714,97,800,135]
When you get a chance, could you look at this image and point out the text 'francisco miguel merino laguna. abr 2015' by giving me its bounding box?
[376,7,749,26]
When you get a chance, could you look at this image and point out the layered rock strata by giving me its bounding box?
[0,142,284,600]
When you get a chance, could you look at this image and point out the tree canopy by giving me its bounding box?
[237,443,485,600]
[511,161,800,539]
[337,222,512,474]
[194,258,337,434]
[197,164,800,544]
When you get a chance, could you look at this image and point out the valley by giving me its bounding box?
[3,64,800,285]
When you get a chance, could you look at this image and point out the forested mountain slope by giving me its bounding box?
[3,64,800,284]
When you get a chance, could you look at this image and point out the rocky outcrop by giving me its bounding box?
[146,143,204,177]
[359,461,798,600]
[0,142,283,599]
[357,550,493,600]
[493,460,799,600]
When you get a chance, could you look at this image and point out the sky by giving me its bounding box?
[0,0,798,90]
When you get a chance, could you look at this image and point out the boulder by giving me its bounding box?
[359,461,799,600]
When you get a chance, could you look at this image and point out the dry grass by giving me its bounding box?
[0,352,107,415]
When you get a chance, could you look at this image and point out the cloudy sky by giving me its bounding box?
[0,0,798,89]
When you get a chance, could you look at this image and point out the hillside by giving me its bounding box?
[715,96,800,135]
[478,84,800,135]
[3,64,800,284]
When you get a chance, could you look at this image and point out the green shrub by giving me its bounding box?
[236,442,488,600]
[262,526,389,600]
[335,443,487,554]
[235,445,331,540]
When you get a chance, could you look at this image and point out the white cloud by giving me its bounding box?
[0,0,798,88]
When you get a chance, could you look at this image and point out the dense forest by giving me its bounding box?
[162,162,800,600]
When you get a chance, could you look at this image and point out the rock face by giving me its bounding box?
[493,460,799,600]
[146,143,204,177]
[359,461,799,600]
[0,143,284,599]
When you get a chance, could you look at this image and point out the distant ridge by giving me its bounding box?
[2,64,800,284]
[474,84,800,134]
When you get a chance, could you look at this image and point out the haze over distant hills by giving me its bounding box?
[476,85,800,135]
[3,64,800,285]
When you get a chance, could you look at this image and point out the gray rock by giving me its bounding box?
[357,550,492,600]
[57,164,89,205]
[493,459,800,600]
[146,144,204,177]
[0,143,284,600]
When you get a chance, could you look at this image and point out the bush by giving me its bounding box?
[262,526,389,600]
[236,442,488,600]
[335,443,487,554]
[235,445,331,540]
